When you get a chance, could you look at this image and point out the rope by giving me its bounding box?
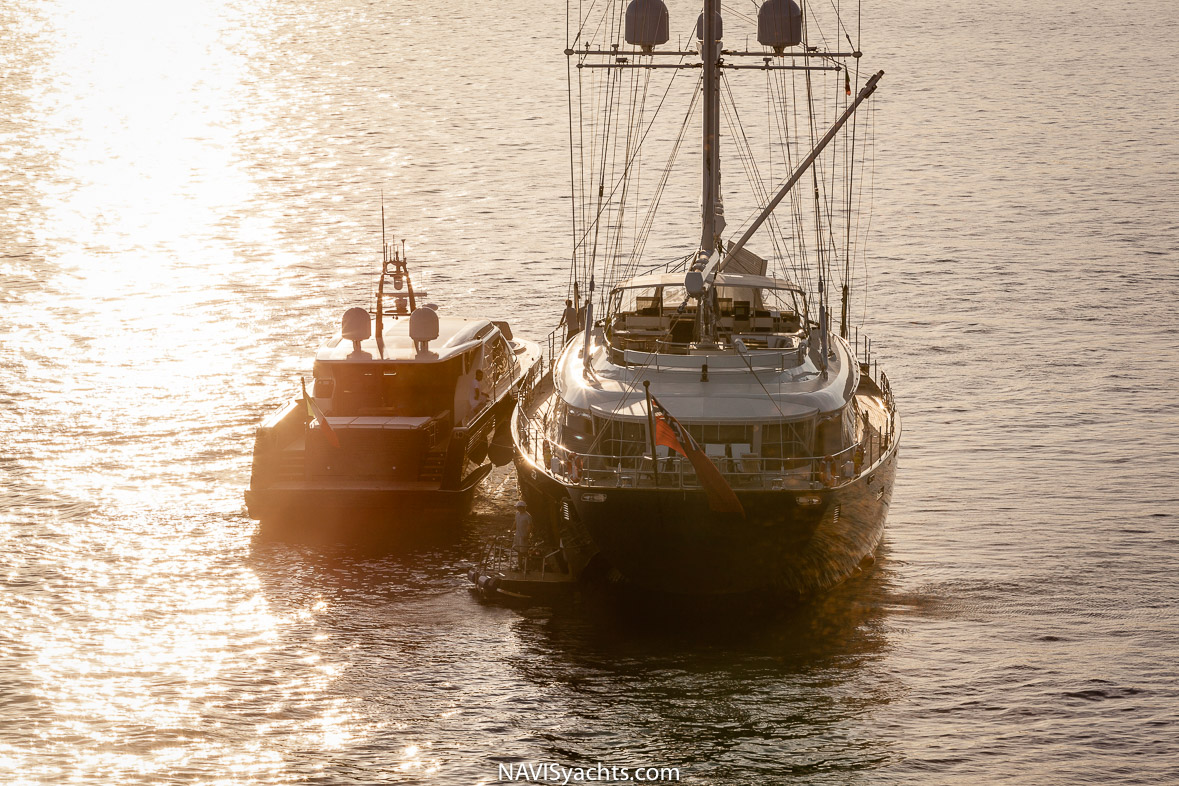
[568,57,691,278]
[627,80,701,280]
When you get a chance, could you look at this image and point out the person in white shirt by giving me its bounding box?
[513,500,533,568]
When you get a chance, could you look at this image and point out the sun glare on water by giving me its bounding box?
[1,1,369,781]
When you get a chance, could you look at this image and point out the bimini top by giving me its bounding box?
[612,272,802,293]
[315,315,502,364]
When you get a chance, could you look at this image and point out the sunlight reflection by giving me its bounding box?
[397,743,441,776]
[17,0,267,509]
[22,521,358,782]
[6,0,364,781]
[36,1,254,252]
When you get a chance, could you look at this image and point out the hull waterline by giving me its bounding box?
[249,464,491,541]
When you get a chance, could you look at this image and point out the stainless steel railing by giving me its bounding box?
[516,421,891,492]
[513,325,898,492]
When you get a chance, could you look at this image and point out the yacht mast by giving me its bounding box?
[699,0,721,256]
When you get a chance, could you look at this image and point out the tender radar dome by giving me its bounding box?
[409,304,439,352]
[341,307,371,354]
[341,307,371,341]
[624,0,669,52]
[758,0,802,52]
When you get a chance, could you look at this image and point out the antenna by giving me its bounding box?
[403,239,416,312]
[375,197,387,357]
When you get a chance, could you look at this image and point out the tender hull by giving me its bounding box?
[467,566,578,602]
[514,442,898,597]
[247,395,516,532]
[247,464,490,540]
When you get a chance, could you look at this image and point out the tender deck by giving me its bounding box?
[248,312,541,523]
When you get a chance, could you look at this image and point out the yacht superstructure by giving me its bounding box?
[511,0,899,594]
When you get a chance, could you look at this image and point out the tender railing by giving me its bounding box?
[543,325,562,372]
[516,324,563,409]
[476,537,567,579]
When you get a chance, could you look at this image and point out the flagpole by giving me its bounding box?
[302,376,340,449]
[643,380,661,489]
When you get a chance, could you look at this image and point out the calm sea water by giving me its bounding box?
[2,0,1177,783]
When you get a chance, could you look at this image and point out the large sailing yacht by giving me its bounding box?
[512,0,900,595]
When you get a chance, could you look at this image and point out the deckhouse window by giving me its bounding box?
[688,423,752,445]
[635,295,660,316]
[599,418,647,457]
[760,419,815,459]
[816,408,850,456]
[556,403,595,451]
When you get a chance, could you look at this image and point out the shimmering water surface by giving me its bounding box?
[2,0,1178,783]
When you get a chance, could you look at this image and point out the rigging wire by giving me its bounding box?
[770,62,814,296]
[602,51,649,295]
[570,0,873,332]
[719,71,790,280]
[588,61,621,291]
[566,0,580,299]
[568,54,691,281]
[626,78,701,283]
[858,94,877,330]
[842,43,862,335]
[762,68,807,293]
[800,7,830,319]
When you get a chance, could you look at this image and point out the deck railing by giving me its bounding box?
[516,417,894,492]
[514,323,899,492]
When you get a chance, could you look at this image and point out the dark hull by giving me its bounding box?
[514,449,897,596]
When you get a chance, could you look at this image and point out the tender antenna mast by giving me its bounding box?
[373,205,424,360]
[376,199,387,356]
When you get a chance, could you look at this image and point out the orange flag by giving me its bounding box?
[649,395,744,517]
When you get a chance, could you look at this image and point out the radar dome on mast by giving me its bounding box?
[758,0,802,52]
[624,0,669,52]
[694,10,723,40]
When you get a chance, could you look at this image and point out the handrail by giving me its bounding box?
[516,421,890,492]
[511,324,562,411]
[544,326,561,371]
[515,325,899,492]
